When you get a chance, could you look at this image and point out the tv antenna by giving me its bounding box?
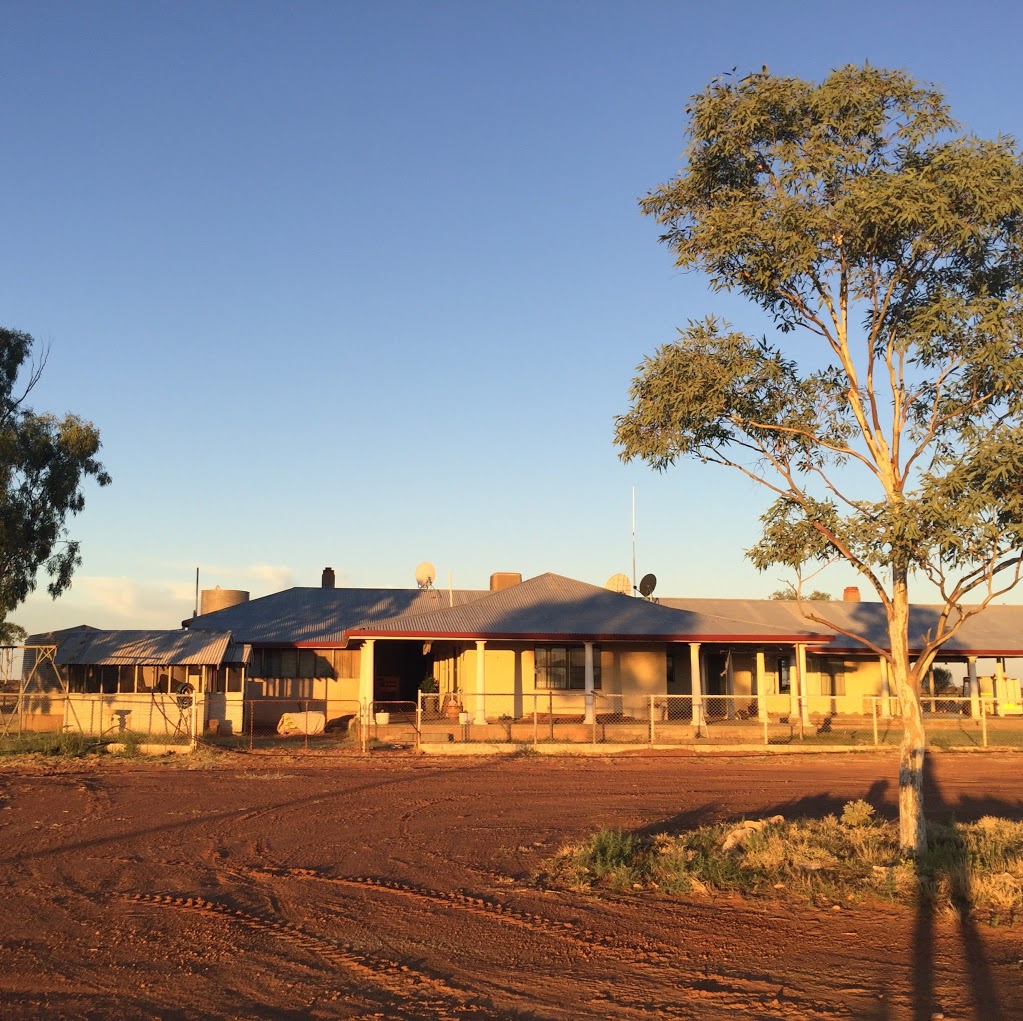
[605,572,631,595]
[631,486,637,596]
[415,561,436,590]
[638,573,657,600]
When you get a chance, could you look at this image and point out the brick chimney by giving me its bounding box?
[843,586,860,602]
[322,567,336,589]
[490,572,522,592]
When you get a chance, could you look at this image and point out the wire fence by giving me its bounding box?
[407,691,1012,750]
[0,689,1018,754]
[0,694,365,754]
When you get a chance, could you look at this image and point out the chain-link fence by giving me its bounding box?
[408,691,1014,750]
[0,694,365,754]
[2,688,1019,754]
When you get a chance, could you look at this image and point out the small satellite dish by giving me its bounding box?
[605,572,631,594]
[415,561,436,589]
[639,573,657,598]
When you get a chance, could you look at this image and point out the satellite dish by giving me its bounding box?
[605,572,631,594]
[415,561,436,589]
[639,573,657,598]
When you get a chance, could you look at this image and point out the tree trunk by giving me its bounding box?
[897,683,927,856]
[890,571,927,856]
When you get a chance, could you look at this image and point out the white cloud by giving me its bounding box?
[244,563,295,592]
[17,576,192,635]
[14,562,298,636]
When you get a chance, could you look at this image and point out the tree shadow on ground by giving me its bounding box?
[912,762,1006,1021]
[633,774,1018,1020]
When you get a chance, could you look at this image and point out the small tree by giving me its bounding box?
[769,585,831,601]
[0,328,110,625]
[615,65,1023,854]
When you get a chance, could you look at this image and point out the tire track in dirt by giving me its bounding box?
[252,867,844,1019]
[111,890,516,1020]
[96,856,844,1019]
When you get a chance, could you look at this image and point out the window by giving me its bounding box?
[99,666,117,694]
[280,650,298,678]
[535,646,601,690]
[67,664,87,693]
[777,657,791,693]
[814,657,846,696]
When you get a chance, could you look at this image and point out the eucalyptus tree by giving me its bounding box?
[615,65,1023,854]
[0,328,110,629]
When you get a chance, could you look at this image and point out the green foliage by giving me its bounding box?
[769,584,831,600]
[616,65,1023,623]
[588,828,642,876]
[0,622,27,644]
[551,828,646,889]
[544,812,1023,921]
[0,730,94,757]
[0,329,110,623]
[841,799,876,828]
[616,65,1023,850]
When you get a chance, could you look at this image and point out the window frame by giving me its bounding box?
[534,645,601,691]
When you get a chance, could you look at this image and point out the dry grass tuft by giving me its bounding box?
[540,802,1023,923]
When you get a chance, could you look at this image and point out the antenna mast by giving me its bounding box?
[631,486,637,596]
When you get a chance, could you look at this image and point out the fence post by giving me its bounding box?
[981,694,988,749]
[649,696,655,746]
[248,699,254,752]
[533,697,538,748]
[304,699,309,751]
[872,697,879,747]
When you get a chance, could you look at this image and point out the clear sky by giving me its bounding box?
[3,0,1022,634]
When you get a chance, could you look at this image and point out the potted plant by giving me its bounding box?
[419,676,440,716]
[442,691,463,720]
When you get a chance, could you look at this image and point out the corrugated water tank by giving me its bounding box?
[201,587,250,615]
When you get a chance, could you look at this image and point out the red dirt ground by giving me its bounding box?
[1,749,1022,1020]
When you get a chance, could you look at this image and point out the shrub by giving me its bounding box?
[841,800,876,828]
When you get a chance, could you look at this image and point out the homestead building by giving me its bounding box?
[15,569,1023,739]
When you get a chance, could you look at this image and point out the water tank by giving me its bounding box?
[201,587,250,615]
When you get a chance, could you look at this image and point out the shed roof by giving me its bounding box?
[54,629,236,666]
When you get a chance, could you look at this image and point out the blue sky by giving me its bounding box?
[3,0,1022,634]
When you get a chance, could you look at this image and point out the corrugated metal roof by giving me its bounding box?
[350,574,833,642]
[187,586,488,644]
[145,576,1023,656]
[225,642,251,665]
[660,598,1023,656]
[55,629,235,666]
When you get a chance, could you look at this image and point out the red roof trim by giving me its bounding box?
[826,643,1023,658]
[345,629,833,644]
